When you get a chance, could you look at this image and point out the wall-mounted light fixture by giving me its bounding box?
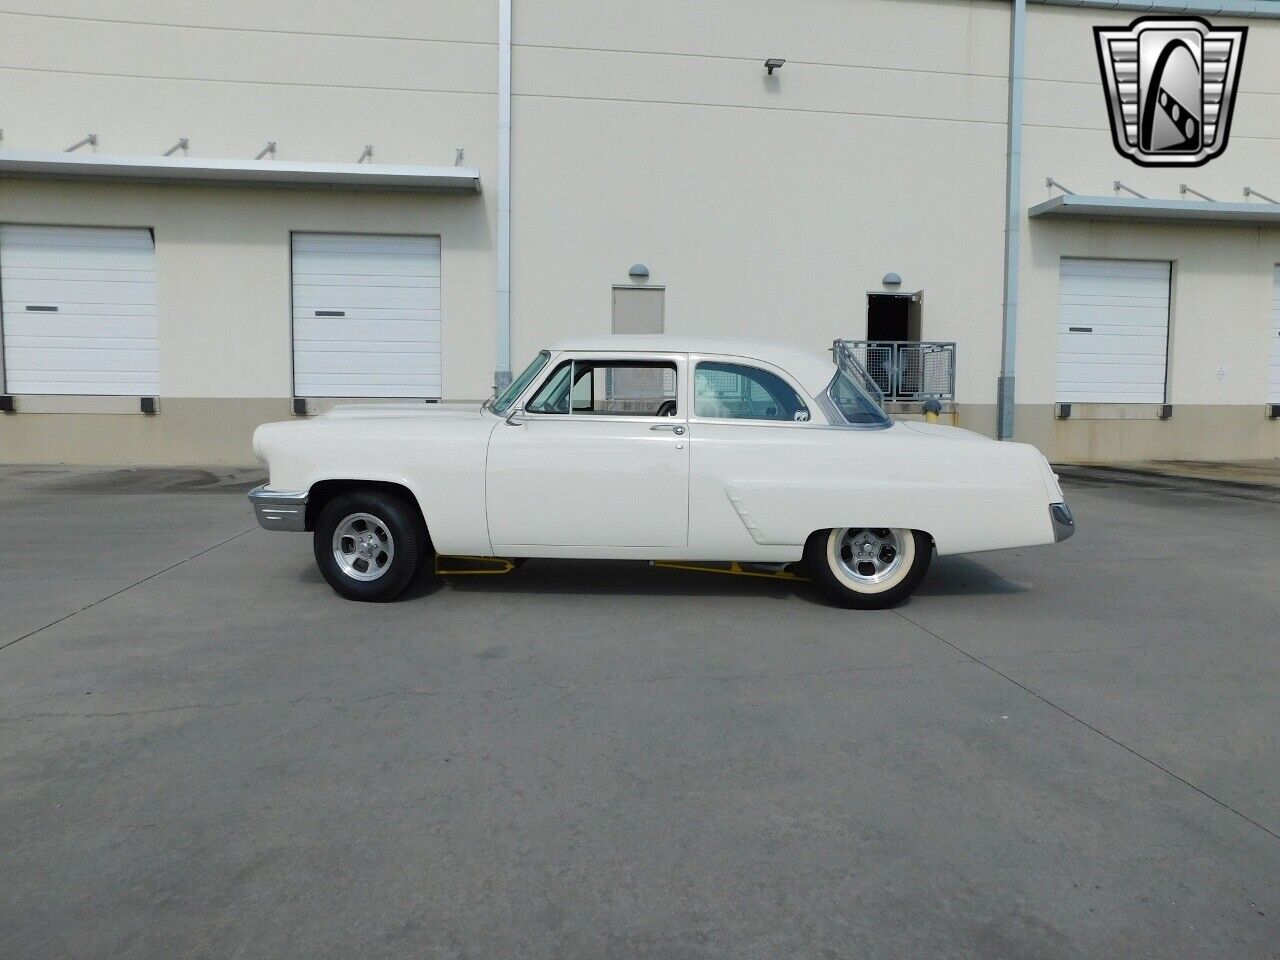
[882,272,902,287]
[628,263,650,280]
[764,58,785,75]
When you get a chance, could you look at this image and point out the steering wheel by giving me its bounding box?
[654,399,677,418]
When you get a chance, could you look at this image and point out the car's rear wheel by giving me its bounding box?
[313,490,427,602]
[804,527,931,609]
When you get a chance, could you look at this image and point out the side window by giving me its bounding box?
[527,362,573,414]
[527,360,678,417]
[694,362,810,422]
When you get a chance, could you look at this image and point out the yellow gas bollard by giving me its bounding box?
[922,397,942,424]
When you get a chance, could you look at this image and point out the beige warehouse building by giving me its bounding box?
[0,0,1279,465]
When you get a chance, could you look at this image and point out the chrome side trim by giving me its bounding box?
[248,485,308,532]
[1050,502,1075,542]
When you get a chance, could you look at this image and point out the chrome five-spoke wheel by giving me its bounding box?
[804,526,931,609]
[834,527,906,585]
[332,512,395,581]
[314,490,427,602]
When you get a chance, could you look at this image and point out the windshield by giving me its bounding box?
[826,370,891,426]
[491,351,551,414]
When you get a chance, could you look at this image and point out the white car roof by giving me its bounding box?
[545,335,839,396]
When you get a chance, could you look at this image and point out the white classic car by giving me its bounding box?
[249,336,1073,608]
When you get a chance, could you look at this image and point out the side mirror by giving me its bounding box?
[505,405,525,426]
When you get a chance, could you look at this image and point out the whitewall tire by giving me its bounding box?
[804,527,932,609]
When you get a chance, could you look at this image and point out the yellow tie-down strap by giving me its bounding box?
[434,555,518,576]
[650,560,808,582]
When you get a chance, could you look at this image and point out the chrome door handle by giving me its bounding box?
[650,423,686,435]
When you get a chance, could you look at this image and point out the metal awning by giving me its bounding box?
[1029,194,1280,227]
[0,149,481,193]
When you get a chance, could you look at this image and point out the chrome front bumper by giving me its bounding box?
[1050,502,1075,542]
[248,485,308,532]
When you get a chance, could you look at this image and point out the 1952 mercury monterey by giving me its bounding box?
[249,336,1074,608]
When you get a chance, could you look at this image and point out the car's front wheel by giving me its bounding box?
[804,527,931,609]
[313,490,427,602]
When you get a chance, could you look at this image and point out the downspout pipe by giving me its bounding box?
[495,0,512,394]
[997,0,1026,441]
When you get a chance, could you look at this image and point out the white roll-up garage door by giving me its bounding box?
[0,224,159,395]
[1270,266,1280,404]
[1056,258,1171,404]
[291,233,441,398]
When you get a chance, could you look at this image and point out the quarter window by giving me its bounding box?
[694,361,809,421]
[527,360,677,417]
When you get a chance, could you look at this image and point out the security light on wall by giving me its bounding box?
[765,58,785,75]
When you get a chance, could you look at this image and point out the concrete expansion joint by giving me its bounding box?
[892,608,1280,844]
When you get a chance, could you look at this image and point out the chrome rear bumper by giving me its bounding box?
[248,485,308,532]
[1050,502,1075,542]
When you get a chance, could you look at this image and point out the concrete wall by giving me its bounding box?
[0,179,494,463]
[0,1,498,463]
[509,0,1012,410]
[1016,4,1280,460]
[1,0,1279,465]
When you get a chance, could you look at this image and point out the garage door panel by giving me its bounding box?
[292,308,439,324]
[1057,333,1168,354]
[2,279,157,306]
[0,225,153,249]
[293,338,442,356]
[1058,303,1170,325]
[5,335,157,352]
[1059,259,1170,280]
[1,224,158,396]
[294,348,439,373]
[9,378,158,395]
[6,345,157,370]
[294,376,442,398]
[292,257,440,279]
[291,232,441,398]
[291,273,440,291]
[293,317,440,342]
[2,264,156,284]
[1057,258,1170,404]
[3,315,158,339]
[292,233,440,253]
[292,286,440,311]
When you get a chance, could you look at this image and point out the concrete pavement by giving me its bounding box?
[1,465,1277,959]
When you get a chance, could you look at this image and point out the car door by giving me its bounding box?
[685,356,825,558]
[486,353,690,550]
